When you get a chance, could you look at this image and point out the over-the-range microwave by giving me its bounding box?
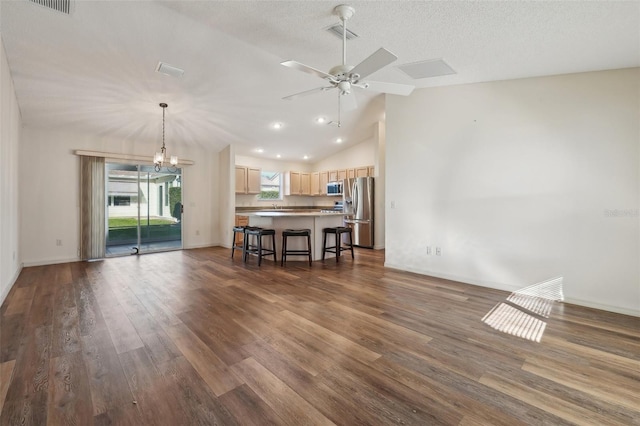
[327,181,343,196]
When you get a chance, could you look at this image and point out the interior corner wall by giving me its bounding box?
[385,68,640,316]
[0,34,23,306]
[19,126,221,266]
[219,145,234,248]
[373,121,386,249]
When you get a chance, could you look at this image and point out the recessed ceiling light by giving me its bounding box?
[303,155,309,160]
[272,122,283,130]
[315,117,326,124]
[336,138,343,143]
[276,154,281,158]
[255,148,264,153]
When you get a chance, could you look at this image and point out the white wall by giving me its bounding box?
[0,34,22,305]
[312,136,376,173]
[19,127,221,265]
[386,68,640,316]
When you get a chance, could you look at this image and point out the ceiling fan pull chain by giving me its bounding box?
[337,90,342,127]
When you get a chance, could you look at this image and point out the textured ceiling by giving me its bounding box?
[1,1,638,162]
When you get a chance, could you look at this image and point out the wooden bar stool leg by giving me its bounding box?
[307,233,312,266]
[348,230,354,259]
[335,231,340,263]
[257,234,263,266]
[281,234,286,266]
[322,231,328,260]
[271,234,277,263]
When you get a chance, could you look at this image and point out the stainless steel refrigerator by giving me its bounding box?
[343,177,374,248]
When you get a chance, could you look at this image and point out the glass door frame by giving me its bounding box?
[105,162,183,257]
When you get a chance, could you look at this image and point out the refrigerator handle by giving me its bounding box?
[352,181,358,216]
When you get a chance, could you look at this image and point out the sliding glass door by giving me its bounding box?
[106,163,182,256]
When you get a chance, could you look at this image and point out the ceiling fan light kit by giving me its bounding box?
[280,4,415,126]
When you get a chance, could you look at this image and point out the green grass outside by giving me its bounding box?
[109,217,176,228]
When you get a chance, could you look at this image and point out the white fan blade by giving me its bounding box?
[282,86,334,101]
[364,80,415,96]
[350,48,397,80]
[281,60,336,81]
[340,92,357,112]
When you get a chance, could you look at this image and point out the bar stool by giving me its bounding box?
[322,226,354,262]
[281,229,312,266]
[231,226,261,259]
[244,228,277,266]
[231,226,247,258]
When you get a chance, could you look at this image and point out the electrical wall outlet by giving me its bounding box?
[436,247,441,256]
[390,201,396,209]
[426,246,432,255]
[56,239,62,246]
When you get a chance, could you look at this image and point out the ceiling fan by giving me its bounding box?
[280,4,414,118]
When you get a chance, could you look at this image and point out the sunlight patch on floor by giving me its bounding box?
[482,277,564,342]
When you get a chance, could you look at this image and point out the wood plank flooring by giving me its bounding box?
[1,247,639,425]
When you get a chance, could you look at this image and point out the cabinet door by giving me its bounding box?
[319,171,329,195]
[337,169,347,181]
[300,173,311,195]
[328,170,338,182]
[235,166,247,193]
[367,166,375,177]
[311,172,320,195]
[290,171,301,195]
[246,167,261,194]
[347,168,356,179]
[355,166,369,178]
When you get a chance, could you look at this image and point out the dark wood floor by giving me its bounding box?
[1,247,638,425]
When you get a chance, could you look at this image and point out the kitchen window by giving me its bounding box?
[258,171,282,200]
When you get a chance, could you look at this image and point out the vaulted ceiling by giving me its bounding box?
[2,1,638,162]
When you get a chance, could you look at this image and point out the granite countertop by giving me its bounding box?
[237,211,347,217]
[235,206,334,213]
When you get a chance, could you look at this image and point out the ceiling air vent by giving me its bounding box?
[29,0,72,14]
[156,62,184,78]
[326,24,359,41]
[397,59,456,80]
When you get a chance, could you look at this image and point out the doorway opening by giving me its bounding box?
[106,163,182,257]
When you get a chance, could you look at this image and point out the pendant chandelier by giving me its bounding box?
[154,102,178,172]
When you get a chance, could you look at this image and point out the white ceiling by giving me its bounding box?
[2,0,638,162]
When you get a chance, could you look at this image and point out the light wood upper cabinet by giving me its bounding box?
[311,172,320,195]
[319,171,329,195]
[235,166,261,194]
[367,166,375,177]
[355,166,369,178]
[347,168,356,179]
[328,170,338,182]
[285,171,311,196]
[300,173,311,195]
[337,169,347,181]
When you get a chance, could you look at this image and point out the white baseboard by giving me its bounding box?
[183,242,220,250]
[562,297,640,317]
[383,262,639,317]
[1,263,23,306]
[384,262,520,293]
[22,257,80,267]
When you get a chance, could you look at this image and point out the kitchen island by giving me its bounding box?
[238,211,347,262]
